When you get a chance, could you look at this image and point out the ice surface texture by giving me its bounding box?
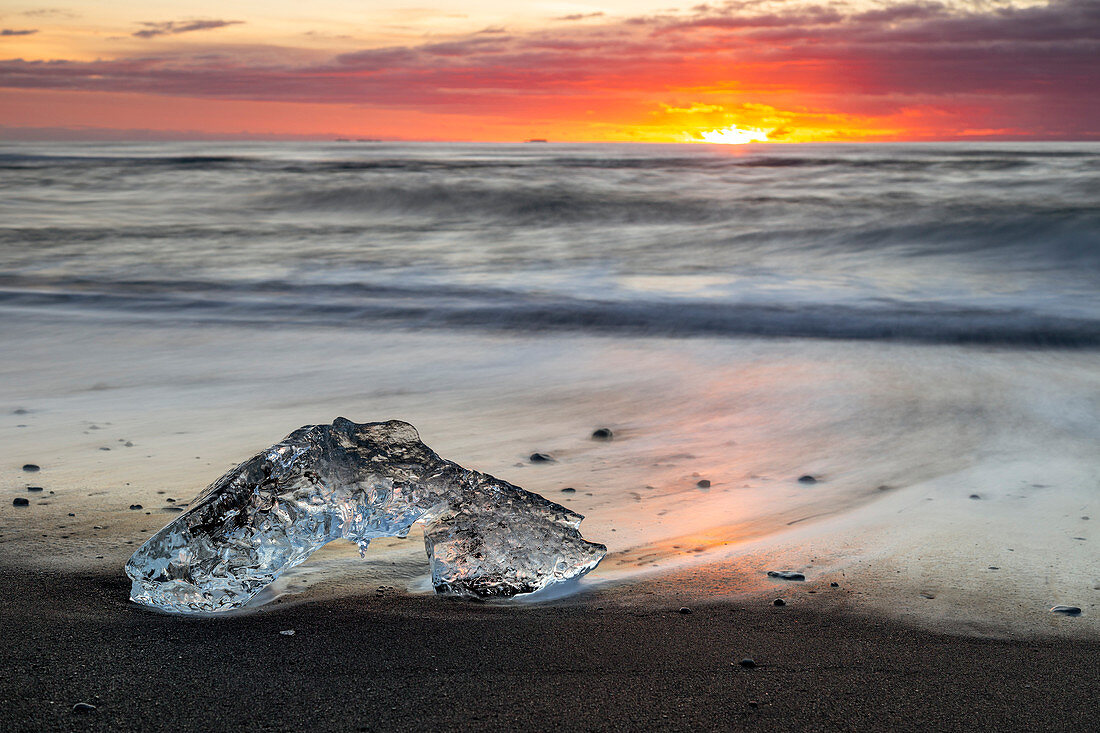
[126,418,606,613]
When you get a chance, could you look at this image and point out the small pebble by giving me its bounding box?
[969,494,981,500]
[797,475,817,484]
[747,701,759,709]
[68,512,75,517]
[166,498,175,503]
[71,703,97,713]
[163,506,184,513]
[767,570,805,581]
[591,428,613,440]
[830,582,840,588]
[13,497,29,507]
[1050,605,1081,616]
[529,453,554,463]
[772,598,786,607]
[560,487,576,493]
[13,408,28,415]
[739,658,756,668]
[129,504,143,510]
[22,464,40,472]
[99,447,110,451]
[678,606,692,614]
[27,486,43,492]
[696,479,711,488]
[279,629,295,636]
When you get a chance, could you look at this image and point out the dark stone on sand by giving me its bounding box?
[529,453,555,463]
[68,513,75,517]
[1050,605,1081,616]
[27,486,42,492]
[830,582,840,588]
[561,487,576,494]
[162,506,184,513]
[129,504,142,510]
[739,658,756,668]
[99,447,111,451]
[22,464,40,472]
[747,701,759,709]
[678,607,692,614]
[13,497,29,507]
[773,599,786,607]
[166,497,175,502]
[969,494,981,500]
[767,570,806,581]
[72,703,96,713]
[13,408,28,415]
[697,479,711,488]
[797,475,817,484]
[591,428,613,440]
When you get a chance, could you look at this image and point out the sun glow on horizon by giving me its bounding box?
[696,125,771,144]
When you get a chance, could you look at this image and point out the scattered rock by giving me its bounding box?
[1050,605,1081,616]
[696,479,711,488]
[797,475,817,484]
[1083,516,1090,520]
[969,494,981,500]
[767,570,806,581]
[560,487,576,494]
[27,486,43,492]
[591,428,613,440]
[129,504,143,510]
[747,701,759,709]
[99,447,111,451]
[13,408,28,415]
[22,464,40,472]
[529,453,554,463]
[830,582,840,588]
[124,441,134,447]
[68,512,75,517]
[166,498,175,502]
[989,566,999,570]
[920,592,936,599]
[772,598,786,607]
[739,658,756,668]
[279,629,295,636]
[13,497,29,507]
[162,506,184,513]
[71,703,97,713]
[678,606,692,614]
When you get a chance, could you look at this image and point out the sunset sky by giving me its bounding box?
[1,1,1097,142]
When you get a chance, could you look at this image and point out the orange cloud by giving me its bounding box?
[1,1,1097,141]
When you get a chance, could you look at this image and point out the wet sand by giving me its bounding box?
[3,565,1098,732]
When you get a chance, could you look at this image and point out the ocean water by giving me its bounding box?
[1,141,1098,343]
[1,142,1097,631]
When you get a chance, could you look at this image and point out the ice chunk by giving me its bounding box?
[125,418,606,613]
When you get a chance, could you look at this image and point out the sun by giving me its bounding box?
[696,125,770,144]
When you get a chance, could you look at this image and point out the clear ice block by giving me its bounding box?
[125,418,606,613]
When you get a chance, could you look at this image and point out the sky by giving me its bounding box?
[0,0,1097,142]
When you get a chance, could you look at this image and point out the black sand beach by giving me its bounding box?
[3,565,1097,732]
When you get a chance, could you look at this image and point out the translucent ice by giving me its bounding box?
[126,418,606,613]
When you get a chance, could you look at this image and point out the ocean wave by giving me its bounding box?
[1,277,1097,347]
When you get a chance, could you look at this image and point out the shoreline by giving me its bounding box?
[3,564,1098,731]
